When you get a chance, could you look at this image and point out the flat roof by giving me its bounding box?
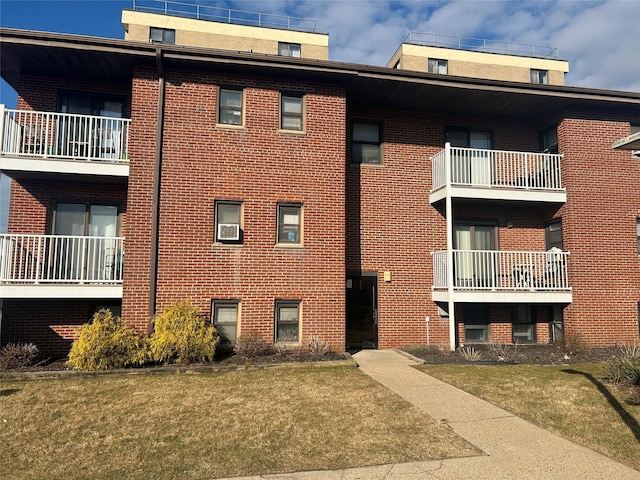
[2,28,640,120]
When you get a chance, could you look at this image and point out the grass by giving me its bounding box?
[417,363,640,470]
[1,366,479,480]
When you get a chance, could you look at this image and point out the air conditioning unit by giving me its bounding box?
[218,223,240,241]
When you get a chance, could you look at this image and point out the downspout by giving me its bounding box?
[149,47,165,323]
[445,142,456,351]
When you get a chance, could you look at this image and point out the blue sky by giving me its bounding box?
[0,0,639,230]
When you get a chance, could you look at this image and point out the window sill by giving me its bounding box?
[350,162,384,168]
[216,124,247,132]
[276,243,304,249]
[212,242,243,249]
[277,129,306,136]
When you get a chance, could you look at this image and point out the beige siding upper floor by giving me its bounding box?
[388,44,569,85]
[122,10,328,60]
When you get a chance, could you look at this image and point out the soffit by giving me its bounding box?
[2,28,639,121]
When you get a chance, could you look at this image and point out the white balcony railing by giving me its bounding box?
[432,250,570,291]
[0,234,124,284]
[1,107,130,163]
[431,147,563,192]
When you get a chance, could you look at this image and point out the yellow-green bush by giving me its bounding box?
[149,300,219,364]
[67,309,149,371]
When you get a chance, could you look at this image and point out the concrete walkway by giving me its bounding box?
[221,349,639,480]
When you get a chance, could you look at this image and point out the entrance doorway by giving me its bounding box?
[346,274,378,349]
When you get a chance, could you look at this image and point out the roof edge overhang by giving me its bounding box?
[612,130,640,150]
[2,27,640,117]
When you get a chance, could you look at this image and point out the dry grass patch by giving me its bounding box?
[417,363,640,470]
[1,366,478,480]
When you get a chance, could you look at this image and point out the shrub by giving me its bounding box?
[458,346,482,362]
[0,343,39,370]
[563,333,587,355]
[67,309,148,371]
[603,358,640,386]
[149,300,219,364]
[619,342,640,360]
[307,336,332,356]
[234,332,274,358]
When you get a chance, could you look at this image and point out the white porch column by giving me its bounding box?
[445,142,456,351]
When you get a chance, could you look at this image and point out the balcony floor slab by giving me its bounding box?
[0,284,123,299]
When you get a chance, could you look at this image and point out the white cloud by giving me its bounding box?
[229,0,639,91]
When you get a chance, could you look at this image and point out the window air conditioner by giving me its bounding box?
[218,223,240,241]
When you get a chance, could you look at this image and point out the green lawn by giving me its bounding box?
[1,366,479,480]
[418,363,640,470]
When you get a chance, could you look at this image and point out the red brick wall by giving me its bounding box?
[7,180,127,234]
[1,300,98,358]
[120,66,158,334]
[559,110,640,346]
[16,75,130,114]
[347,107,555,348]
[122,67,347,350]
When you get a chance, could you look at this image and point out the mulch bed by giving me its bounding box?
[401,343,625,365]
[1,350,349,374]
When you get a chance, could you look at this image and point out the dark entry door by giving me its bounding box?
[346,274,378,349]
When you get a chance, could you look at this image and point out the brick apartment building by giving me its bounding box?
[1,2,639,357]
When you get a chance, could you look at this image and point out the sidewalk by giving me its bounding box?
[221,349,639,480]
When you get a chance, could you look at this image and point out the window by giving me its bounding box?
[512,305,536,342]
[52,202,121,281]
[212,300,239,345]
[637,218,640,254]
[352,121,382,164]
[531,69,549,84]
[149,27,175,44]
[275,301,300,343]
[278,42,301,58]
[446,128,492,149]
[541,126,559,154]
[218,88,244,126]
[428,58,448,74]
[280,93,304,131]
[454,223,497,288]
[277,204,302,245]
[545,219,563,250]
[463,304,489,343]
[550,305,564,343]
[215,201,242,244]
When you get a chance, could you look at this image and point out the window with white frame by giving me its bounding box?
[212,300,239,345]
[149,27,175,44]
[280,93,304,131]
[531,69,549,84]
[215,201,242,244]
[352,121,382,164]
[218,88,244,126]
[275,300,300,343]
[428,58,448,74]
[278,42,301,58]
[637,218,640,255]
[277,204,302,245]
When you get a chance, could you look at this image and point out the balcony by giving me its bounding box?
[432,249,572,304]
[430,146,566,203]
[0,106,130,181]
[0,234,124,298]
